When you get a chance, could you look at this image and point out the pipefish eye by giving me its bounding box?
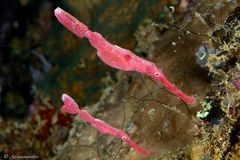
[154,72,160,77]
[121,136,127,141]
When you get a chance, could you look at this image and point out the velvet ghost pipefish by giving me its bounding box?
[54,7,195,104]
[61,94,151,155]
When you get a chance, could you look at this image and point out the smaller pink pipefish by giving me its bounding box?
[61,94,150,155]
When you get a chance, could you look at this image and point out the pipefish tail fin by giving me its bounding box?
[54,7,88,38]
[61,94,79,114]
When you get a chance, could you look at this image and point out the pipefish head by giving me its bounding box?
[116,131,130,141]
[144,62,164,79]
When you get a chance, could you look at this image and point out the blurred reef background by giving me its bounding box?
[1,0,240,159]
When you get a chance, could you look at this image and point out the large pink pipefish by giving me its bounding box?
[54,7,195,104]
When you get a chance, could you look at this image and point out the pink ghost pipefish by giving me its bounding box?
[54,7,195,104]
[61,94,150,155]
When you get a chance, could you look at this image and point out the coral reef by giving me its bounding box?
[2,0,240,159]
[195,5,240,159]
